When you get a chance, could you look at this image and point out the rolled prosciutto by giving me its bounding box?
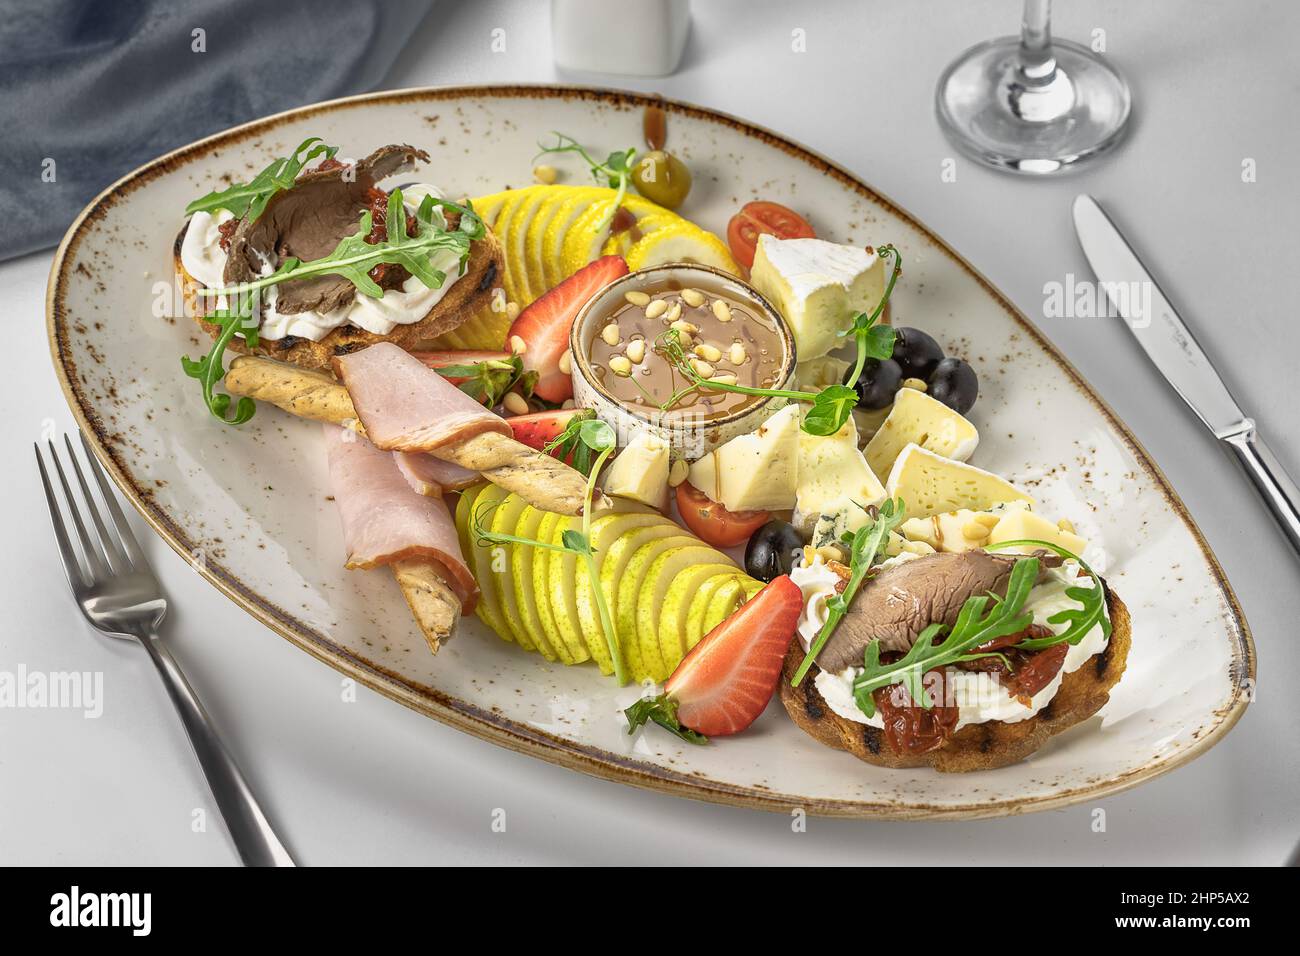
[324,424,477,614]
[334,343,512,453]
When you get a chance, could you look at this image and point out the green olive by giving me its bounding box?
[631,150,692,209]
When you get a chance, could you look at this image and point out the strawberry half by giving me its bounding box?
[625,575,803,741]
[507,255,629,402]
[507,408,589,455]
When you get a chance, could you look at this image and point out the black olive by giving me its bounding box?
[890,327,945,381]
[744,520,805,583]
[850,358,902,410]
[927,357,979,414]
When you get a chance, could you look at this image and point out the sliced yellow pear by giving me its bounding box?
[605,530,702,681]
[542,188,606,286]
[654,563,740,676]
[574,512,674,673]
[502,502,556,659]
[700,578,749,640]
[687,402,801,512]
[502,186,550,306]
[545,514,596,666]
[473,484,524,644]
[624,221,740,275]
[988,508,1089,556]
[454,483,512,642]
[535,513,589,663]
[885,443,1033,519]
[685,574,737,648]
[863,387,980,482]
[602,427,670,512]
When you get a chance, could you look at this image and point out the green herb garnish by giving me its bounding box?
[851,555,1041,716]
[541,410,600,476]
[185,137,338,221]
[623,694,708,746]
[180,293,260,425]
[435,354,538,409]
[984,539,1111,649]
[472,417,628,684]
[535,133,636,232]
[790,498,907,687]
[655,245,902,437]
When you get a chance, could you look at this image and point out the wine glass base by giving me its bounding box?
[936,36,1132,174]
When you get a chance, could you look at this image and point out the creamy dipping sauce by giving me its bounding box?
[585,283,786,423]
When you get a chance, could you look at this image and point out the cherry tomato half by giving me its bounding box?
[726,201,816,270]
[675,482,771,549]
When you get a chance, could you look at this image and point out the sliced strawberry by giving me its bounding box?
[508,255,629,402]
[625,576,802,740]
[411,350,512,384]
[506,408,587,454]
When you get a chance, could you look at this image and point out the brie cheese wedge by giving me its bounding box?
[863,387,980,481]
[885,443,1033,518]
[793,414,885,534]
[687,403,801,512]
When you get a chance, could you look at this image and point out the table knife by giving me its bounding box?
[1072,193,1300,558]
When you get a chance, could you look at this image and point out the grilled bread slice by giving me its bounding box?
[174,224,504,372]
[779,586,1130,772]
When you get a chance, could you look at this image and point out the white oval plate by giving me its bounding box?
[47,86,1254,818]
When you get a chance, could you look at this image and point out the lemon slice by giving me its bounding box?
[600,211,680,257]
[625,221,741,275]
[542,189,609,286]
[466,189,513,231]
[489,187,540,308]
[526,186,604,295]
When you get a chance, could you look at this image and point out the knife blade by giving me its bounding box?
[1072,193,1300,558]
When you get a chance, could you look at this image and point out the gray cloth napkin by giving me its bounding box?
[0,0,432,261]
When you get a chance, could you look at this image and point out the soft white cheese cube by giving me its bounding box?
[863,387,980,482]
[885,443,1033,519]
[792,414,885,534]
[749,235,885,360]
[602,427,670,512]
[686,403,801,512]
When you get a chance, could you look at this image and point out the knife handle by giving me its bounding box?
[1220,421,1300,559]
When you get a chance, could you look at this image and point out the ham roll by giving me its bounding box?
[324,424,477,614]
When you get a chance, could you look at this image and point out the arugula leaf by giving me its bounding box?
[790,498,908,686]
[984,539,1111,649]
[851,556,1041,716]
[185,137,338,221]
[624,694,708,745]
[438,354,537,409]
[180,293,261,425]
[194,191,480,304]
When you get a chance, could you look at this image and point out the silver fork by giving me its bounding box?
[36,431,296,867]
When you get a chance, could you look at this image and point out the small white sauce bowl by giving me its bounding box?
[569,264,797,458]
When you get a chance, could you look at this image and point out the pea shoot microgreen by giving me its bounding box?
[534,133,636,232]
[790,498,907,687]
[654,245,902,437]
[185,136,339,221]
[472,416,629,684]
[182,190,484,426]
[434,354,538,409]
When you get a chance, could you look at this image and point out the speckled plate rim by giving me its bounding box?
[46,84,1255,820]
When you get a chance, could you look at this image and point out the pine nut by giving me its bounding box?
[609,355,633,376]
[712,299,732,322]
[626,339,646,364]
[962,520,990,541]
[601,322,621,346]
[645,299,669,319]
[694,343,722,363]
[624,290,651,307]
[668,458,689,487]
[708,372,738,387]
[690,359,716,379]
[975,512,1000,529]
[561,399,576,410]
[670,319,698,336]
[558,350,573,375]
[509,335,527,355]
[729,342,747,365]
[506,301,520,321]
[532,164,558,184]
[1058,517,1077,534]
[663,302,682,323]
[680,288,705,307]
[503,391,529,415]
[901,377,928,391]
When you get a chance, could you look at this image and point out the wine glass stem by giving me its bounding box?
[1018,0,1057,84]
